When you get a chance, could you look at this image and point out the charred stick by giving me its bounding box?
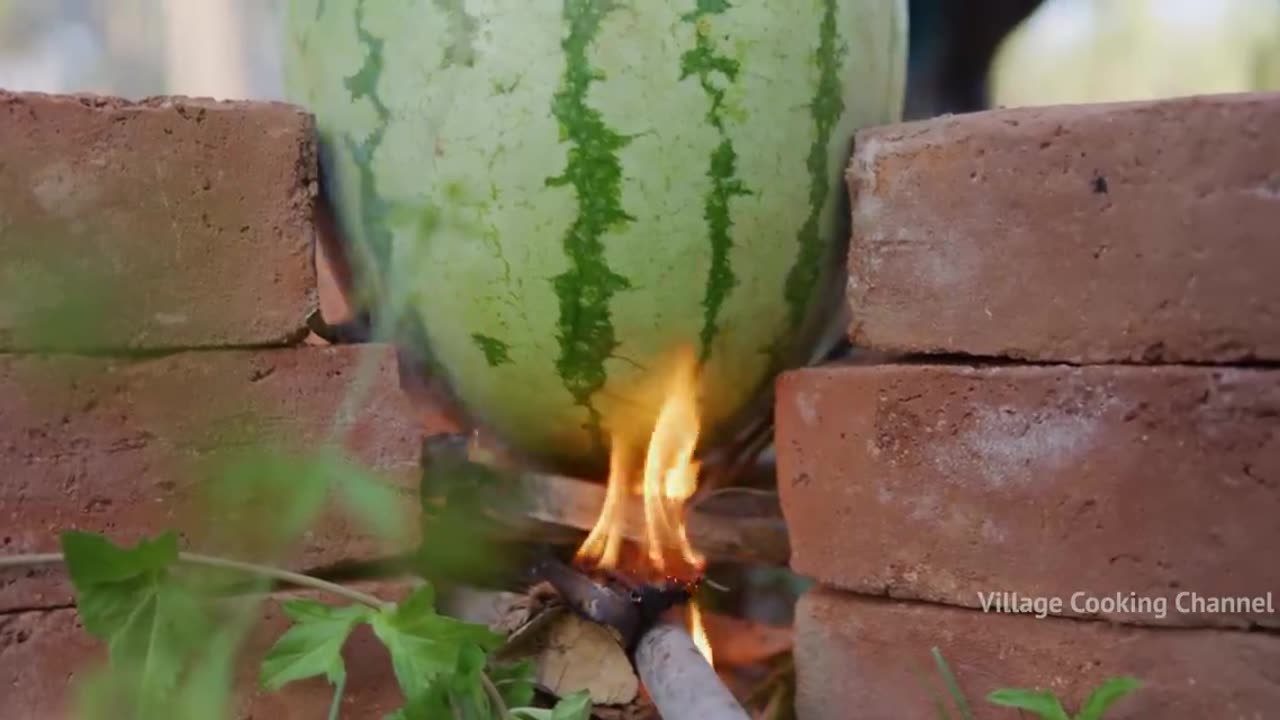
[527,556,698,651]
[516,471,790,566]
[421,433,790,567]
[530,558,749,720]
[529,556,640,647]
[634,622,751,720]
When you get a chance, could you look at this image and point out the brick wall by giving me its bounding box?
[0,89,455,718]
[777,93,1280,719]
[5,86,1279,720]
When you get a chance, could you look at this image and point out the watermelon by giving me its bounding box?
[282,0,907,470]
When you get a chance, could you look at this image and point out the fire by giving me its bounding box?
[574,345,713,664]
[575,345,705,579]
[689,602,714,666]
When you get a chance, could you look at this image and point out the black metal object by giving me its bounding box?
[528,555,698,653]
[905,0,1047,118]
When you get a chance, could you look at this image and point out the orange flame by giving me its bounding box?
[575,346,705,580]
[574,346,712,663]
[689,602,714,667]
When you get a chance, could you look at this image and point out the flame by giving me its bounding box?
[689,601,714,666]
[574,346,713,663]
[574,439,631,570]
[575,345,705,580]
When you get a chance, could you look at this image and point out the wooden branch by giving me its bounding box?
[635,622,751,720]
[470,469,789,567]
[420,433,790,567]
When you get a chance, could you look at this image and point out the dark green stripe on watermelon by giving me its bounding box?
[472,334,513,367]
[681,0,749,364]
[783,0,846,329]
[340,0,394,310]
[432,0,479,68]
[547,0,634,450]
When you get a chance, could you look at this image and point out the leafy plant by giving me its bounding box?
[928,647,1142,720]
[60,531,262,720]
[928,646,975,720]
[2,201,589,718]
[988,677,1143,720]
[53,529,591,720]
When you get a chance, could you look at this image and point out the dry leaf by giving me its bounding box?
[529,609,638,706]
[491,581,559,635]
[592,698,660,720]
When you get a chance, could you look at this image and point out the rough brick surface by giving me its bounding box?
[0,90,318,351]
[795,588,1280,720]
[847,92,1280,363]
[0,344,455,612]
[776,363,1280,629]
[0,582,413,720]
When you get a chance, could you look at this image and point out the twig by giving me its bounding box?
[423,439,790,566]
[0,551,391,610]
[634,622,750,720]
[481,672,509,719]
[0,552,62,568]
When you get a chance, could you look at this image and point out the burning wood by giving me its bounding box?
[636,623,750,720]
[423,446,791,568]
[441,346,761,719]
[572,348,706,581]
[490,557,750,720]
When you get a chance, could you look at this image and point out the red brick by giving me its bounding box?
[847,92,1280,363]
[776,363,1280,629]
[0,344,456,612]
[0,90,318,351]
[795,587,1280,720]
[1,581,413,720]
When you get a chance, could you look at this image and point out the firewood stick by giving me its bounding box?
[472,468,790,566]
[421,433,790,567]
[635,622,751,720]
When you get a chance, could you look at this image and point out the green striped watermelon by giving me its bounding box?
[283,0,907,470]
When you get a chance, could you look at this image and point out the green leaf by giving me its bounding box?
[61,531,246,720]
[259,599,374,690]
[551,690,593,720]
[384,687,448,720]
[908,656,952,720]
[384,644,506,720]
[415,448,527,587]
[61,531,206,705]
[449,643,494,717]
[61,530,179,587]
[986,688,1071,720]
[510,689,592,720]
[931,647,974,720]
[324,451,410,544]
[490,659,538,709]
[168,613,257,720]
[369,584,504,701]
[198,447,332,562]
[1076,677,1142,720]
[74,620,250,720]
[196,447,408,568]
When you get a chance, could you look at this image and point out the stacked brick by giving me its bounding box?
[0,90,447,716]
[777,92,1280,719]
